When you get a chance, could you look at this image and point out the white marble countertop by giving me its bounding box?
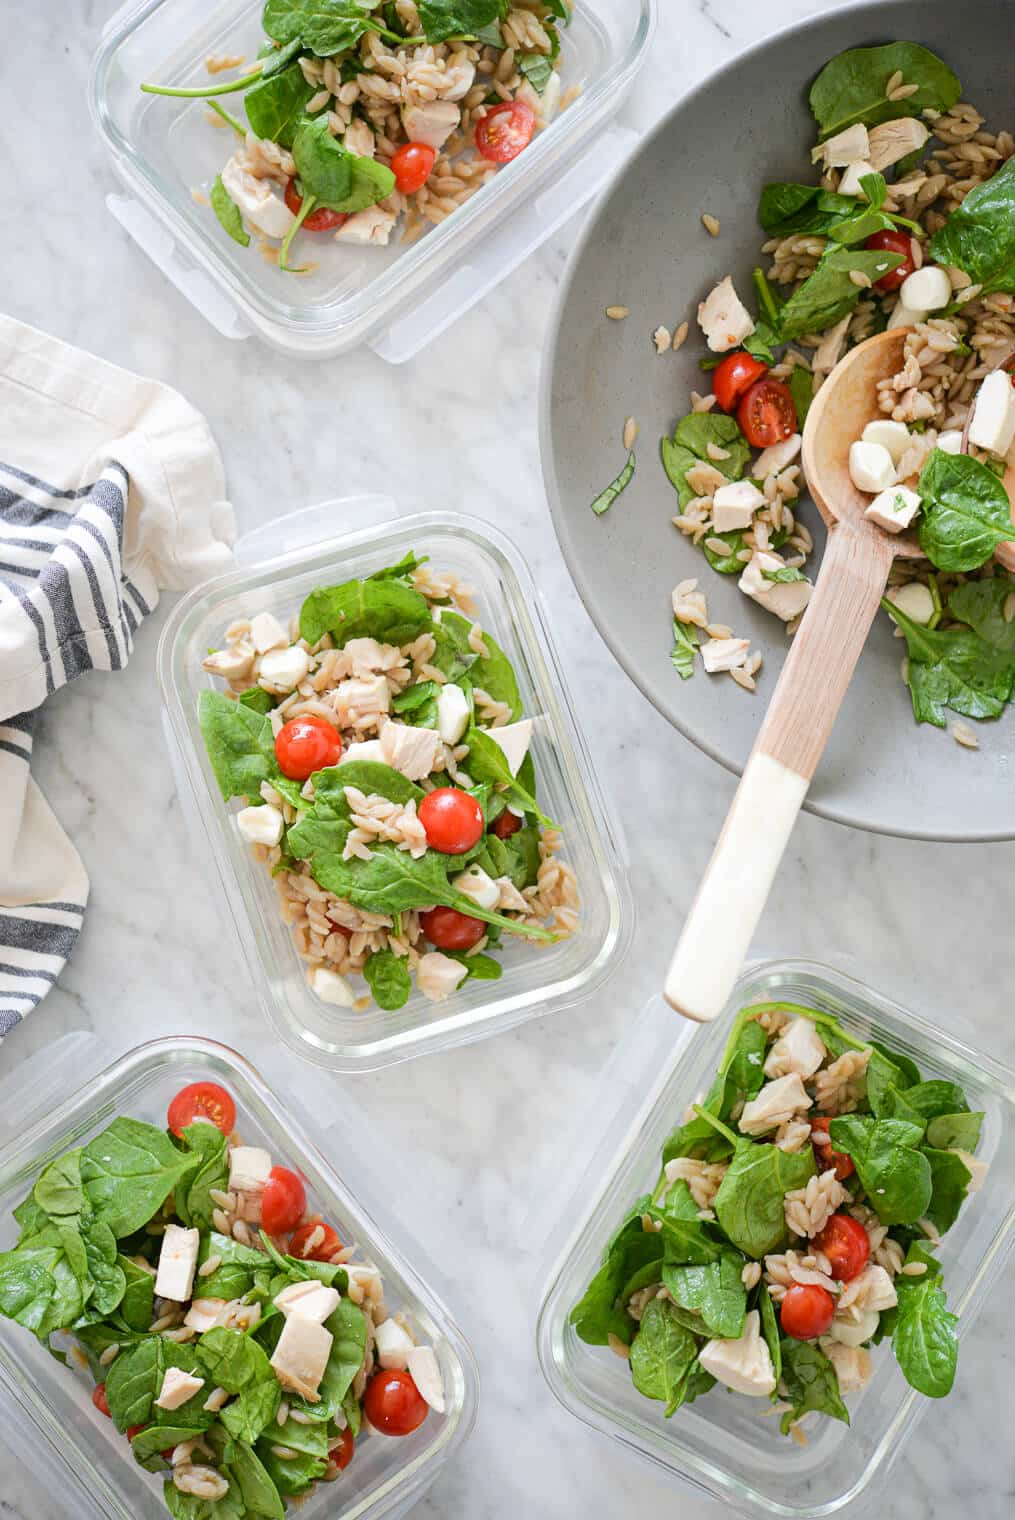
[2,0,1013,1515]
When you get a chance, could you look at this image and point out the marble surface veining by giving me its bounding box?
[1,0,1013,1515]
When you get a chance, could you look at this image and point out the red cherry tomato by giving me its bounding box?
[390,142,436,195]
[333,1426,355,1470]
[420,905,486,951]
[92,1383,111,1417]
[126,1424,146,1441]
[713,352,769,414]
[864,228,916,292]
[167,1082,236,1140]
[813,1213,870,1283]
[779,1282,836,1340]
[284,178,347,232]
[274,715,342,781]
[491,808,522,840]
[418,788,484,854]
[363,1369,429,1436]
[289,1221,343,1262]
[261,1166,307,1236]
[475,100,536,163]
[736,378,797,448]
[809,1117,855,1181]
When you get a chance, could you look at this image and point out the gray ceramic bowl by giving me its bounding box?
[541,0,1014,841]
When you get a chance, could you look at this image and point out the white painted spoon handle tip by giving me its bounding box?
[663,751,809,1023]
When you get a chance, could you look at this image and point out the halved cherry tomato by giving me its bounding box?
[391,142,436,195]
[491,808,522,840]
[125,1423,175,1458]
[713,352,769,414]
[809,1117,855,1181]
[363,1368,429,1436]
[736,377,796,448]
[262,1166,307,1236]
[332,1426,355,1470]
[813,1213,870,1283]
[284,178,347,232]
[289,1220,343,1262]
[420,905,486,951]
[275,714,342,781]
[418,788,484,854]
[167,1082,236,1140]
[475,100,536,163]
[92,1383,111,1417]
[864,228,915,292]
[779,1282,835,1340]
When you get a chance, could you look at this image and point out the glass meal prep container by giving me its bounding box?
[0,1034,479,1520]
[535,960,1015,1518]
[158,497,632,1072]
[89,0,654,361]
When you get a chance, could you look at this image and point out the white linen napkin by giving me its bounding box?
[0,315,235,1039]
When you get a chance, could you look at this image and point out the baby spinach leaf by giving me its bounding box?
[227,1438,287,1519]
[106,1337,202,1431]
[315,1298,368,1413]
[238,685,275,714]
[174,1122,230,1233]
[590,451,635,515]
[391,679,439,727]
[210,176,250,247]
[292,116,396,212]
[673,412,751,478]
[299,574,430,647]
[757,183,857,238]
[312,760,423,813]
[890,1080,970,1122]
[198,1326,274,1393]
[667,1358,715,1415]
[778,1338,849,1434]
[264,0,379,56]
[704,530,749,575]
[570,1201,661,1346]
[418,0,506,44]
[193,1232,272,1302]
[662,1247,746,1339]
[885,595,1015,727]
[930,156,1015,295]
[713,1138,815,1258]
[446,950,502,980]
[464,726,551,825]
[918,448,1015,570]
[629,1296,700,1407]
[648,1181,722,1268]
[363,949,412,1009]
[757,1282,782,1396]
[198,690,279,802]
[254,1442,324,1498]
[367,550,427,584]
[892,1245,958,1397]
[789,366,813,429]
[220,1375,282,1444]
[777,248,904,340]
[661,1014,766,1165]
[244,61,316,148]
[827,1115,932,1225]
[926,1111,983,1151]
[0,1246,64,1336]
[947,580,1015,649]
[439,610,522,719]
[82,1221,126,1318]
[118,1256,155,1331]
[82,1119,200,1239]
[670,617,699,680]
[922,1147,971,1233]
[809,42,961,138]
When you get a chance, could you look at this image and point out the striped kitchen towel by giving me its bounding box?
[0,315,235,1039]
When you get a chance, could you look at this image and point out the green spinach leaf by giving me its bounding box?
[438,611,522,719]
[198,1326,274,1394]
[918,448,1015,570]
[244,62,316,147]
[463,725,551,825]
[809,42,960,138]
[105,1337,202,1432]
[713,1136,815,1258]
[418,0,506,44]
[757,1282,782,1397]
[930,155,1015,295]
[777,248,904,340]
[757,182,859,238]
[922,1147,971,1233]
[363,949,412,1009]
[570,1200,661,1346]
[947,580,1015,648]
[827,1115,932,1225]
[175,1122,230,1233]
[886,595,1015,727]
[629,1296,700,1412]
[778,1338,849,1434]
[82,1119,199,1239]
[662,1246,746,1339]
[292,116,395,213]
[264,0,379,56]
[590,451,635,515]
[926,1111,983,1151]
[210,176,250,247]
[789,366,813,430]
[198,690,279,802]
[892,1244,957,1397]
[299,574,430,647]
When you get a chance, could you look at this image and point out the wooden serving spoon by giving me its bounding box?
[664,327,922,1023]
[961,346,1015,573]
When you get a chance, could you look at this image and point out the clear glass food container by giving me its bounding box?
[158,496,632,1072]
[0,1034,479,1520]
[535,961,1015,1518]
[89,0,654,360]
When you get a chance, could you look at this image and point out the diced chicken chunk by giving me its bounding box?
[338,675,391,720]
[484,718,532,776]
[969,369,1015,457]
[406,1346,446,1412]
[379,720,443,780]
[375,1317,416,1370]
[184,1298,227,1333]
[259,645,311,693]
[701,638,750,674]
[812,314,851,373]
[753,433,802,480]
[401,101,461,152]
[899,266,951,313]
[229,1146,271,1194]
[888,301,927,331]
[850,1264,898,1312]
[250,611,289,653]
[270,1315,333,1401]
[697,276,755,353]
[813,123,870,167]
[698,1311,776,1397]
[442,59,476,101]
[155,1225,200,1303]
[336,205,398,247]
[712,479,765,532]
[156,1367,206,1411]
[274,1280,341,1324]
[738,1073,811,1136]
[821,1339,873,1393]
[221,152,295,240]
[867,117,929,173]
[763,1016,827,1080]
[416,951,469,1002]
[203,644,254,682]
[236,804,284,847]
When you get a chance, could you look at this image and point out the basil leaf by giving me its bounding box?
[590,451,635,515]
[363,949,412,1010]
[778,1338,849,1434]
[299,574,430,647]
[809,43,961,138]
[713,1138,816,1257]
[518,51,552,93]
[886,594,1015,728]
[670,617,699,680]
[210,176,250,247]
[930,155,1015,295]
[827,1115,932,1226]
[918,448,1015,571]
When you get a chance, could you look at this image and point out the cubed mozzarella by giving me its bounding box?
[340,739,386,765]
[950,1149,988,1193]
[452,864,500,911]
[437,683,470,746]
[406,1346,445,1413]
[379,721,443,780]
[814,123,870,168]
[763,1016,826,1080]
[712,479,765,532]
[221,153,295,240]
[184,1298,226,1333]
[887,581,934,624]
[335,205,398,247]
[236,805,284,847]
[375,1317,415,1370]
[259,645,311,693]
[887,300,927,331]
[838,159,875,198]
[753,433,802,480]
[738,1074,811,1136]
[861,419,912,465]
[701,638,751,674]
[310,967,356,1008]
[249,612,289,654]
[401,101,460,151]
[228,1146,271,1194]
[156,1367,206,1411]
[155,1224,200,1303]
[968,369,1015,457]
[937,429,964,455]
[698,1311,776,1398]
[899,266,952,313]
[270,1315,333,1401]
[484,719,532,777]
[697,276,755,353]
[849,440,897,494]
[273,1280,341,1324]
[827,1308,879,1347]
[865,484,921,533]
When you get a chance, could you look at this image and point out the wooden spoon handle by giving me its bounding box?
[664,525,894,1023]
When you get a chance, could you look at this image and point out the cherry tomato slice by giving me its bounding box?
[332,1426,355,1470]
[390,142,436,195]
[418,788,484,854]
[420,905,486,951]
[809,1117,855,1181]
[713,352,769,413]
[274,714,343,781]
[126,1424,146,1441]
[475,100,536,163]
[736,378,797,448]
[289,1221,343,1262]
[491,808,522,840]
[167,1082,236,1140]
[864,228,915,292]
[92,1383,111,1417]
[813,1213,870,1283]
[262,1166,307,1236]
[363,1369,429,1436]
[779,1282,836,1340]
[284,178,347,232]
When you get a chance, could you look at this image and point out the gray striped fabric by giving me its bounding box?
[0,456,154,1037]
